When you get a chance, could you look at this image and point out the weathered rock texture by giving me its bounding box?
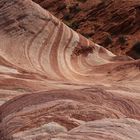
[0,0,140,140]
[33,0,140,57]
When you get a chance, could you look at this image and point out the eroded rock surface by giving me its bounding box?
[0,0,140,140]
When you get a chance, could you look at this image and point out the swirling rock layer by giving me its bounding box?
[0,0,140,140]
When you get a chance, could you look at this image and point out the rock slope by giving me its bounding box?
[0,0,140,140]
[33,0,140,57]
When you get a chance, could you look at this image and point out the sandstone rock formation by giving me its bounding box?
[0,0,140,140]
[33,0,140,57]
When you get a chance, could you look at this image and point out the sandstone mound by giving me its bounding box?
[0,0,140,140]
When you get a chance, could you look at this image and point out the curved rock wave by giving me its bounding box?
[0,0,140,139]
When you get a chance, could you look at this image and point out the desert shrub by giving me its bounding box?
[127,41,140,59]
[77,0,87,3]
[73,46,93,56]
[132,41,140,53]
[68,3,81,14]
[103,36,112,47]
[118,35,127,45]
[57,3,66,11]
[64,20,79,30]
[63,13,71,20]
